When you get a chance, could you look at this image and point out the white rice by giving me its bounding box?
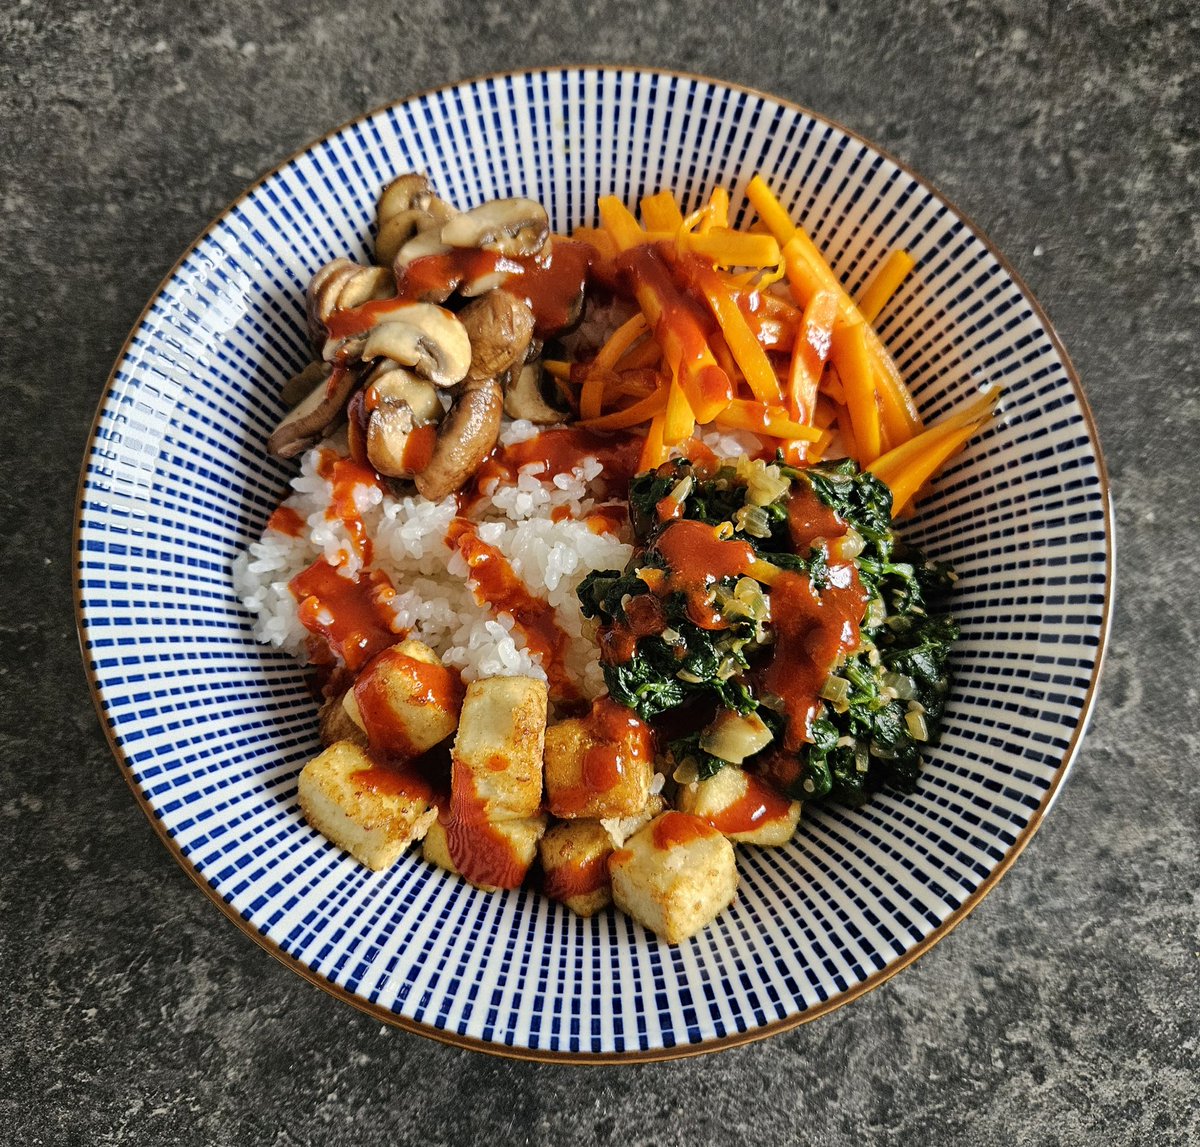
[233,417,767,702]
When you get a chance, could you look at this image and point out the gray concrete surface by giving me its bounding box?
[2,1,1197,1143]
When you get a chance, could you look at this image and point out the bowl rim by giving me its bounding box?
[73,65,1114,1064]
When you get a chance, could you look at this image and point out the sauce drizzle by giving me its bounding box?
[444,518,582,706]
[353,646,464,759]
[289,557,403,672]
[704,772,793,836]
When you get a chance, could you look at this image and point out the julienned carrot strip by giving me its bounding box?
[598,196,644,252]
[620,245,733,423]
[857,249,915,323]
[579,371,607,420]
[684,231,780,268]
[868,419,987,513]
[868,390,999,511]
[782,236,923,444]
[834,401,858,461]
[639,413,669,470]
[831,320,882,464]
[751,174,923,443]
[593,313,649,372]
[691,263,783,403]
[787,289,838,422]
[663,377,696,444]
[542,360,572,381]
[629,229,783,267]
[571,226,619,262]
[745,175,798,245]
[640,191,684,232]
[714,399,823,442]
[704,187,730,230]
[615,337,661,371]
[577,385,669,431]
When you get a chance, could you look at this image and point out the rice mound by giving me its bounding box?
[234,418,764,700]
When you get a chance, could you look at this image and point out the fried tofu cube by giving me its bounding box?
[421,812,546,893]
[343,639,463,759]
[539,820,614,917]
[609,811,738,943]
[544,697,654,819]
[420,677,550,891]
[452,676,547,820]
[319,690,368,749]
[297,741,437,871]
[675,767,802,846]
[422,817,456,875]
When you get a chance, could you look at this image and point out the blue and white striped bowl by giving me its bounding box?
[76,68,1112,1061]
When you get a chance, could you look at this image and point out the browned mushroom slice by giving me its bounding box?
[376,173,457,267]
[459,291,536,383]
[503,363,566,425]
[307,258,393,333]
[363,364,444,478]
[279,361,329,409]
[414,377,503,501]
[440,198,550,258]
[357,303,472,387]
[266,364,358,459]
[391,229,456,301]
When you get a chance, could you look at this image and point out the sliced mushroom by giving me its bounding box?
[266,364,358,458]
[365,361,444,423]
[351,302,472,387]
[414,376,503,501]
[459,291,536,383]
[376,173,457,266]
[367,401,439,478]
[363,363,444,477]
[503,362,566,425]
[279,360,329,409]
[441,198,549,257]
[306,257,393,340]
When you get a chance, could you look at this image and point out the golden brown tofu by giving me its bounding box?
[539,820,614,917]
[426,676,550,891]
[421,817,457,875]
[452,676,547,820]
[544,697,654,820]
[297,741,437,871]
[343,639,463,759]
[422,812,546,893]
[319,690,368,750]
[608,811,738,943]
[675,767,802,846]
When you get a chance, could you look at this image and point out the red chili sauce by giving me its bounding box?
[439,770,529,889]
[314,448,383,565]
[618,244,732,419]
[651,810,719,850]
[352,646,464,758]
[324,239,591,342]
[543,851,610,903]
[462,427,644,512]
[757,484,867,749]
[444,518,582,708]
[653,520,759,630]
[548,697,654,817]
[704,772,793,836]
[289,557,403,673]
[266,504,305,537]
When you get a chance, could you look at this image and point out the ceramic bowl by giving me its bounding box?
[76,68,1112,1061]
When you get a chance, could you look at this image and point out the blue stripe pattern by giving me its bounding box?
[77,68,1110,1056]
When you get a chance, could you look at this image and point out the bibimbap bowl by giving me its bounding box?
[75,68,1112,1061]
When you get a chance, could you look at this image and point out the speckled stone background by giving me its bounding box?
[2,0,1197,1143]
